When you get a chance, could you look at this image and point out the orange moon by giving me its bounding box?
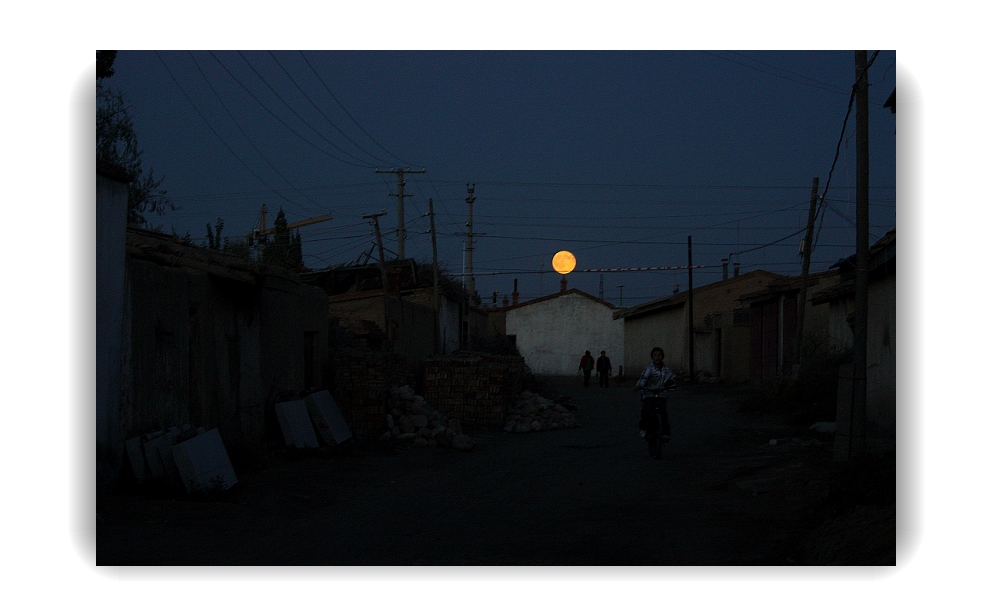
[552,250,576,275]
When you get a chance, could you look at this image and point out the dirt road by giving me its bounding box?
[97,377,893,565]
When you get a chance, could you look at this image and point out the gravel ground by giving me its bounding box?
[96,376,895,565]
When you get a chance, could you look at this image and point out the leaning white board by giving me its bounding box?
[275,399,319,448]
[170,428,238,493]
[304,390,353,445]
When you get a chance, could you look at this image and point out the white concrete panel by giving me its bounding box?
[141,427,181,480]
[304,390,353,445]
[275,400,319,448]
[170,429,239,493]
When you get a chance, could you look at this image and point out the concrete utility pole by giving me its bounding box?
[850,50,871,458]
[428,198,440,355]
[375,167,425,260]
[464,183,477,303]
[794,177,820,373]
[687,236,695,382]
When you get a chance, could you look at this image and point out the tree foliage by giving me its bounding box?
[261,207,305,270]
[205,217,224,249]
[96,51,176,226]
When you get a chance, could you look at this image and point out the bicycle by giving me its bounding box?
[640,386,674,460]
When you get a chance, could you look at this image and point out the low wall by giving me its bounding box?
[330,351,407,440]
[424,355,527,431]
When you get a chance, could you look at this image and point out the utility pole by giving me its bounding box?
[464,183,477,304]
[687,236,695,382]
[850,50,871,458]
[428,198,440,355]
[794,177,820,374]
[375,167,425,260]
[363,211,389,292]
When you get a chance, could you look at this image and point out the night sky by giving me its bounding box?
[104,50,896,306]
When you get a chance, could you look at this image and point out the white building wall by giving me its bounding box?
[506,293,624,376]
[623,307,686,375]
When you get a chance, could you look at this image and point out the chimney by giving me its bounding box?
[502,295,509,308]
[512,278,519,305]
[722,258,729,280]
[560,276,568,294]
[492,291,498,307]
[733,262,740,277]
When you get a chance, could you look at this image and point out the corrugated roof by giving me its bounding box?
[614,269,787,321]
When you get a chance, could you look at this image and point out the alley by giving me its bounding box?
[97,377,838,565]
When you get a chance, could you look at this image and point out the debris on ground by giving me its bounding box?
[379,385,475,451]
[503,390,581,433]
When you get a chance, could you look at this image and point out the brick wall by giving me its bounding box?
[331,351,407,439]
[424,354,527,431]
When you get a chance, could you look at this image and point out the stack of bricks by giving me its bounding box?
[331,351,406,440]
[424,354,526,431]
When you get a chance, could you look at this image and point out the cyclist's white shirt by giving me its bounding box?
[636,363,674,399]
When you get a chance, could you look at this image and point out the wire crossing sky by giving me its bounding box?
[107,50,896,306]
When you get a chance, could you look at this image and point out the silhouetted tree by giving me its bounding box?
[261,208,305,270]
[205,218,224,249]
[262,208,290,264]
[96,51,176,226]
[222,238,252,259]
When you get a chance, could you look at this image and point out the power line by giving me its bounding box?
[206,51,375,169]
[235,51,378,168]
[299,50,421,169]
[154,51,310,212]
[266,51,396,168]
[812,50,881,253]
[186,52,326,215]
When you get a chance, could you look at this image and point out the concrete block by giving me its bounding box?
[275,400,320,448]
[142,427,181,481]
[304,390,353,445]
[170,428,238,493]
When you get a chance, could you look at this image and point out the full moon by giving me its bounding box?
[552,250,576,275]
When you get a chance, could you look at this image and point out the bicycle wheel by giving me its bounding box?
[647,432,659,458]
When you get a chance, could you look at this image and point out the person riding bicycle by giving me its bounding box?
[635,347,675,457]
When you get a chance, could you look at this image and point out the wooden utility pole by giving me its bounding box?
[687,236,695,382]
[364,211,389,291]
[375,167,425,260]
[465,183,477,303]
[850,50,871,458]
[793,177,820,372]
[428,198,441,355]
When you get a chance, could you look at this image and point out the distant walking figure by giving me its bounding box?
[578,350,595,387]
[596,351,612,388]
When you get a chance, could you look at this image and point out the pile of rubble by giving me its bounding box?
[503,391,580,433]
[380,386,475,451]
